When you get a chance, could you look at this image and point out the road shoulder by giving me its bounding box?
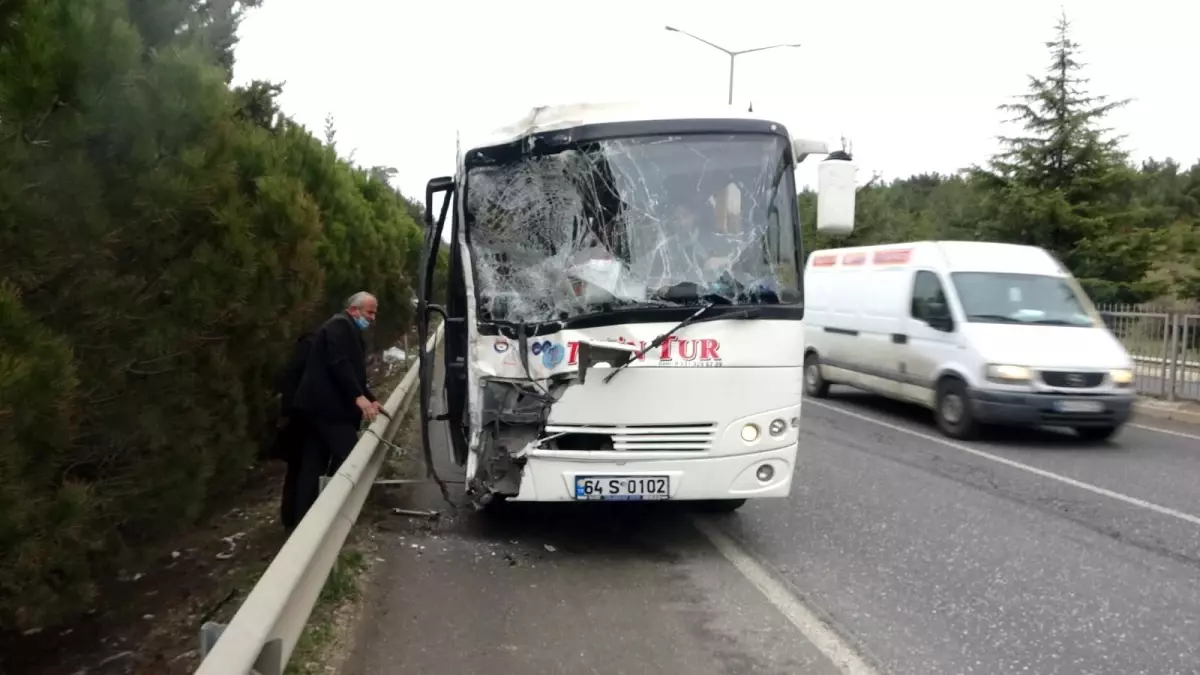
[1134,397,1200,427]
[342,492,843,675]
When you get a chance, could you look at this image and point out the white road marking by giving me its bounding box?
[692,517,881,675]
[1130,423,1200,442]
[807,399,1200,528]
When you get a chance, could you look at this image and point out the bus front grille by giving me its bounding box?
[543,422,717,452]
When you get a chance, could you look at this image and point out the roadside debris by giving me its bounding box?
[391,508,439,519]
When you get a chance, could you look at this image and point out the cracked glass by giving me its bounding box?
[465,133,801,324]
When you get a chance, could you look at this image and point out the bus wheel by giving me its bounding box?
[804,353,830,398]
[474,492,510,517]
[692,499,747,514]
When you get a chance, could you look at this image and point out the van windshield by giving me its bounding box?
[950,272,1095,327]
[464,133,801,325]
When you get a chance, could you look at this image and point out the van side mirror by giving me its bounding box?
[924,301,954,332]
[926,314,955,332]
[816,151,856,237]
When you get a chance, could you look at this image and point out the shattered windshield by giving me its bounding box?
[464,133,801,324]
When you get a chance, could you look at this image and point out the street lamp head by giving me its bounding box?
[664,25,679,32]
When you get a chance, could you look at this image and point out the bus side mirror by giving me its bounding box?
[816,152,856,237]
[424,176,455,231]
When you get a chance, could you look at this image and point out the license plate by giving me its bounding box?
[1055,400,1104,413]
[574,476,670,501]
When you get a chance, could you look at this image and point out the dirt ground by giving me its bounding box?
[0,349,421,675]
[0,463,293,675]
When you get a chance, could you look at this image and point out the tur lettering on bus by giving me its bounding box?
[566,336,721,366]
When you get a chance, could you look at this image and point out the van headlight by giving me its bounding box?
[986,364,1032,383]
[1110,369,1134,386]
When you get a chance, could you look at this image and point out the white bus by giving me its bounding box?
[416,102,856,511]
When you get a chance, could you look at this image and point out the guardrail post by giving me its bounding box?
[199,622,226,659]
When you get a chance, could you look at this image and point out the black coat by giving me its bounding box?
[293,312,377,424]
[279,331,315,416]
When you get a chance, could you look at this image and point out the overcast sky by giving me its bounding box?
[233,0,1198,201]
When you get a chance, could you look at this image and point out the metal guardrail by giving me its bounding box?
[1098,304,1199,402]
[194,324,443,675]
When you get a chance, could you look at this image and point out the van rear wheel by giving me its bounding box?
[804,353,830,398]
[935,377,979,440]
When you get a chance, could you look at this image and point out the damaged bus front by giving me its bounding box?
[417,103,856,511]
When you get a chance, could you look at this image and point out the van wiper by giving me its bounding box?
[1026,318,1092,326]
[966,313,1021,323]
[601,303,759,384]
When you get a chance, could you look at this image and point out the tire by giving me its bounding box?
[474,492,511,518]
[692,499,747,514]
[934,377,979,440]
[1075,425,1119,442]
[803,353,830,398]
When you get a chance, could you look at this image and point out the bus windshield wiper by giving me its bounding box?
[654,281,734,306]
[602,303,714,384]
[601,303,760,384]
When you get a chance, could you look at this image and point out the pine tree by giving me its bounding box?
[971,12,1162,303]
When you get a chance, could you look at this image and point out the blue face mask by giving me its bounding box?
[353,315,370,330]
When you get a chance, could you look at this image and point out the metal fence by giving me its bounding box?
[1097,303,1200,402]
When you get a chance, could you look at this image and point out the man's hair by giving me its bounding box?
[345,291,376,309]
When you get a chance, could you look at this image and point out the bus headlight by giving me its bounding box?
[769,419,787,436]
[1111,369,1134,386]
[986,364,1032,383]
[756,464,775,482]
[740,424,760,443]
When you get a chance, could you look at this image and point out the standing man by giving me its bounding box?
[285,291,383,529]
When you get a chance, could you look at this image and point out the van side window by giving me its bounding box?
[910,270,949,320]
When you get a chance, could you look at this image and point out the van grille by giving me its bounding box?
[1040,371,1105,388]
[543,423,717,452]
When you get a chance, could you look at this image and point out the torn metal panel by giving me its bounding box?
[465,133,802,326]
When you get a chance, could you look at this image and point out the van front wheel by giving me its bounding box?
[804,353,830,398]
[935,377,979,440]
[1075,425,1119,442]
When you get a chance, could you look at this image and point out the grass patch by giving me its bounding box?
[283,547,370,675]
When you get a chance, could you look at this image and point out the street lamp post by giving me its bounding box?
[664,26,802,105]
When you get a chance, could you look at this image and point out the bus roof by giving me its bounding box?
[459,100,787,156]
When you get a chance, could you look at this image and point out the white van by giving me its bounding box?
[802,241,1136,441]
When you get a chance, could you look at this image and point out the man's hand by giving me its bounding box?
[356,396,378,423]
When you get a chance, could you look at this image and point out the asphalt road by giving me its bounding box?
[345,363,1200,675]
